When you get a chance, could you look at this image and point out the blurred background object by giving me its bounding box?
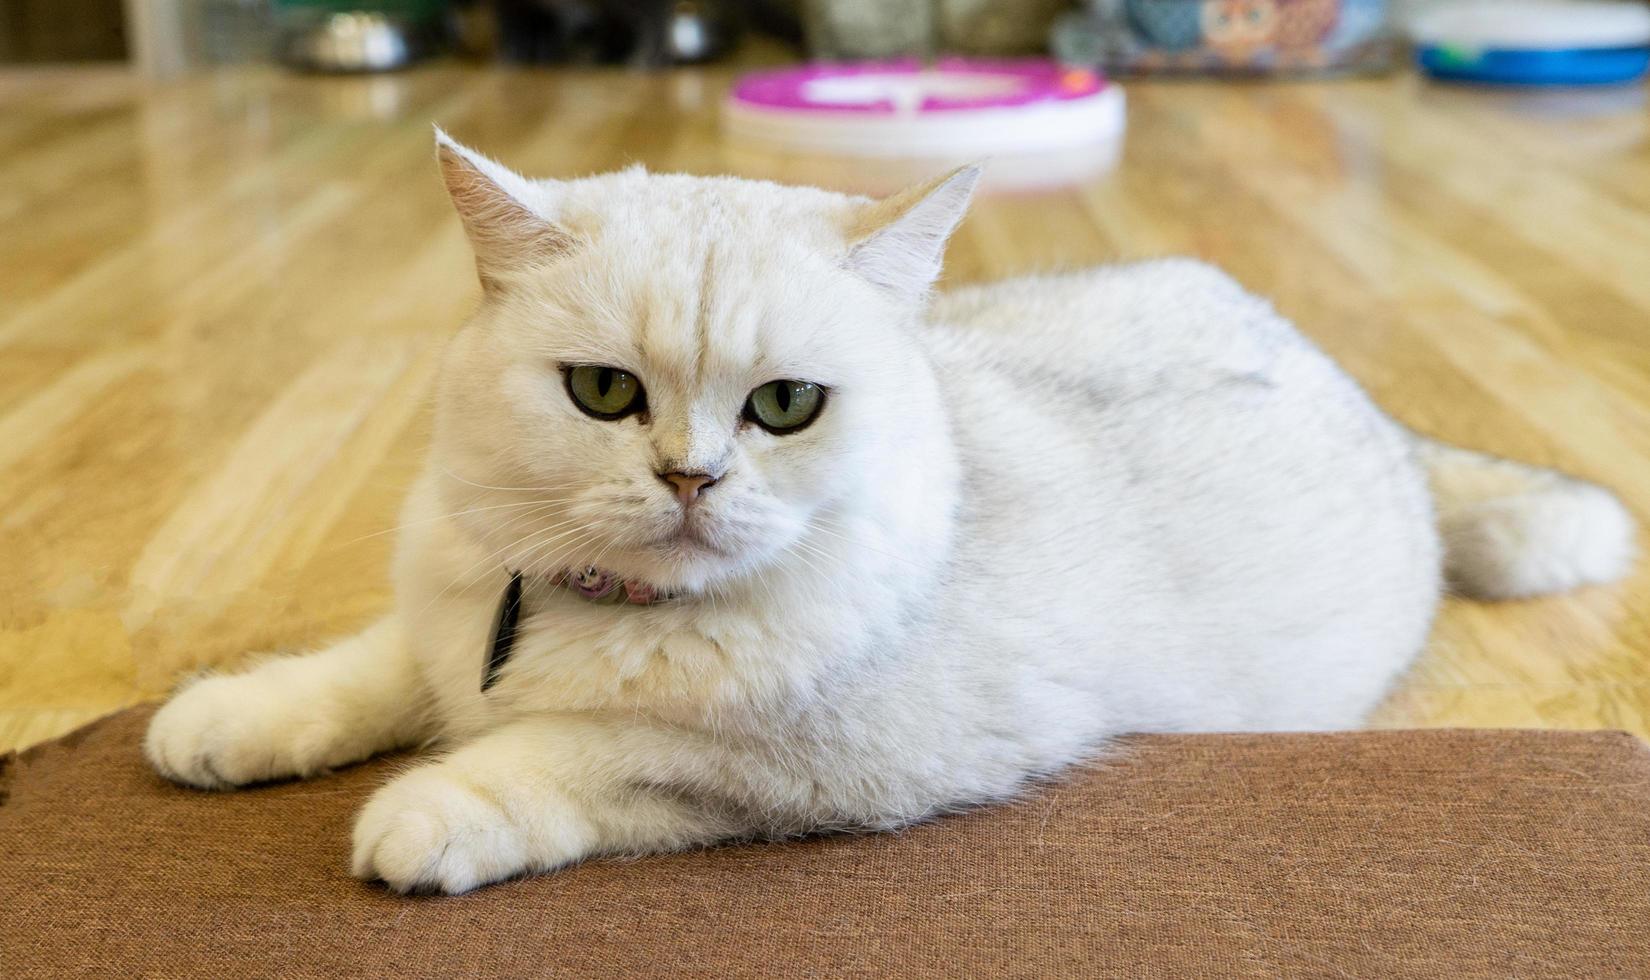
[722,58,1127,190]
[0,0,129,62]
[944,0,1073,54]
[121,0,276,74]
[492,0,744,66]
[802,0,934,59]
[80,0,767,75]
[801,0,1075,58]
[1409,0,1650,85]
[276,0,446,71]
[1052,0,1397,76]
[10,1,1650,83]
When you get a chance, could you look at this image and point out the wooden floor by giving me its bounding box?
[2,62,1647,753]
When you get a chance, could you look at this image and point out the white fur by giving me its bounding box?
[145,144,1636,893]
[1418,439,1636,600]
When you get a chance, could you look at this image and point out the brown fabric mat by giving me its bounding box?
[3,707,1648,978]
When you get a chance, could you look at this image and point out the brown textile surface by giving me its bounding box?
[3,708,1649,978]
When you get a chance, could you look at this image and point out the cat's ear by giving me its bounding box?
[848,164,982,303]
[434,128,574,289]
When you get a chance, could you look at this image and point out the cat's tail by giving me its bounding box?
[1416,437,1635,600]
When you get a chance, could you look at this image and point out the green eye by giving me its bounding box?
[565,365,644,419]
[745,380,825,434]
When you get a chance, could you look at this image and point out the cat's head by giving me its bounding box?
[429,132,976,594]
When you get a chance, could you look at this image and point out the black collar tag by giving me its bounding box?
[482,571,523,692]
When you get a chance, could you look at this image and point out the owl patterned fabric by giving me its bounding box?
[1081,0,1389,73]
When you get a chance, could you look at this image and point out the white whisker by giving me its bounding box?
[337,497,574,547]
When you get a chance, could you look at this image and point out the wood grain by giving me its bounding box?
[1,64,1645,752]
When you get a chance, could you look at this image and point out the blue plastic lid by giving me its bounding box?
[1417,43,1650,85]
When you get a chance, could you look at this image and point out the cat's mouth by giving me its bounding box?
[651,525,726,557]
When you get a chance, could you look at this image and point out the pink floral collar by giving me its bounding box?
[554,565,673,606]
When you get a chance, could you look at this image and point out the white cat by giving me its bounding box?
[145,133,1635,894]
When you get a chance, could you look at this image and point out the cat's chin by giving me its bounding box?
[604,538,777,596]
[650,554,746,594]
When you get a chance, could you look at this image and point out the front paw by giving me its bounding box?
[145,673,341,789]
[351,767,546,894]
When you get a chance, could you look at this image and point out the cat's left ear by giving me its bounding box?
[847,165,982,304]
[434,128,574,290]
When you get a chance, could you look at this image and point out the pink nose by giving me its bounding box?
[659,471,717,506]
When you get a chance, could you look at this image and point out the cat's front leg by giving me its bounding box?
[145,616,431,788]
[351,717,740,894]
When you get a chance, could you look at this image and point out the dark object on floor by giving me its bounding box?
[3,708,1649,977]
[493,0,742,65]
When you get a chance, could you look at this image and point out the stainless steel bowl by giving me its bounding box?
[279,11,429,73]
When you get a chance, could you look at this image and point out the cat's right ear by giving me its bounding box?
[434,128,574,290]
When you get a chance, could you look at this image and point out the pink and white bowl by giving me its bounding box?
[722,59,1126,160]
